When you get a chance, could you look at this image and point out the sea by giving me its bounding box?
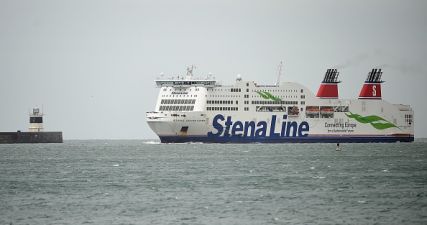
[1,140,426,225]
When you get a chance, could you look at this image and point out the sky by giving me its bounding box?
[0,0,426,139]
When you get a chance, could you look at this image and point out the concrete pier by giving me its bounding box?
[0,132,63,144]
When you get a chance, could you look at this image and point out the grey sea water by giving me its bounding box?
[1,140,426,225]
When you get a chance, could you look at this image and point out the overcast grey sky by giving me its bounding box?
[1,0,426,139]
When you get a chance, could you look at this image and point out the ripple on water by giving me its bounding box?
[0,140,426,224]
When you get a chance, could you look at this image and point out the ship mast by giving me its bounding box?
[186,65,195,80]
[275,61,283,86]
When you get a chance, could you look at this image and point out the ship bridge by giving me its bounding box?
[155,79,216,88]
[155,65,216,88]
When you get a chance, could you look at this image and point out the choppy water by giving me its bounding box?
[1,140,427,225]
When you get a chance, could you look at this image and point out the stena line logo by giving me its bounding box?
[207,114,310,138]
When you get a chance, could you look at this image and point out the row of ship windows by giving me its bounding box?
[206,100,235,104]
[210,88,302,93]
[162,87,201,91]
[210,88,242,92]
[159,105,194,111]
[205,106,301,113]
[209,95,241,98]
[306,106,349,112]
[207,100,303,105]
[162,88,302,94]
[255,106,300,114]
[207,95,299,99]
[206,107,239,111]
[157,103,348,116]
[161,99,196,104]
[253,89,301,93]
[161,95,198,98]
[202,105,348,118]
[252,95,300,99]
[305,106,349,118]
[251,100,299,105]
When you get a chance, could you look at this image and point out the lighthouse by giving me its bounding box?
[29,108,44,132]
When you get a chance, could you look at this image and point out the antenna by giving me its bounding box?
[275,61,283,86]
[186,65,195,79]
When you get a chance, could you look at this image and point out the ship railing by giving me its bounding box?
[155,80,216,87]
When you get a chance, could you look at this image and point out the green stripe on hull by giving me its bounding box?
[345,112,397,130]
[256,91,281,101]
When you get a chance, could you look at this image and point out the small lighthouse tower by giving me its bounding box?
[29,108,44,132]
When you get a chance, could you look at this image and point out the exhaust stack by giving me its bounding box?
[316,68,340,98]
[358,68,383,99]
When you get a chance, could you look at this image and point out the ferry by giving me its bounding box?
[146,65,414,143]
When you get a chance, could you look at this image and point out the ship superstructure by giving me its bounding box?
[146,66,414,143]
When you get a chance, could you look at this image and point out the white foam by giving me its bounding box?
[143,141,161,144]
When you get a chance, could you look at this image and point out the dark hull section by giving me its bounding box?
[159,135,414,143]
[0,132,63,144]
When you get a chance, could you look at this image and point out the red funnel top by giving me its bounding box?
[316,69,340,99]
[359,69,383,99]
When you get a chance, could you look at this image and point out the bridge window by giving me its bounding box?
[287,106,299,116]
[305,106,320,118]
[320,106,334,118]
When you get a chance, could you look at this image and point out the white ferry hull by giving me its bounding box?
[147,109,414,143]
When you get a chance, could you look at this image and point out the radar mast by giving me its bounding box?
[275,61,284,86]
[186,65,195,80]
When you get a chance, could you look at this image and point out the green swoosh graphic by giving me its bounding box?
[345,112,397,130]
[256,91,281,101]
[256,91,269,99]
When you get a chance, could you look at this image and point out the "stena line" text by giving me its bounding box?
[208,114,310,138]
